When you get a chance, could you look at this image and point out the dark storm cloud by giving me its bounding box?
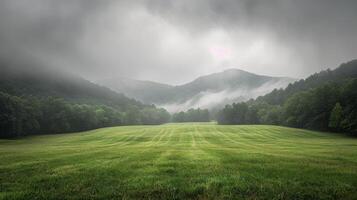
[0,0,356,84]
[0,0,111,72]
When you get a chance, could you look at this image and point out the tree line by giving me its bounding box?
[0,90,214,138]
[172,108,210,122]
[217,78,357,135]
[0,92,170,138]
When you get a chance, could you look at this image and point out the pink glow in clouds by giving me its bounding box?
[209,46,232,60]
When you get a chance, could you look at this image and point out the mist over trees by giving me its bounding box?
[217,60,357,135]
[101,69,294,113]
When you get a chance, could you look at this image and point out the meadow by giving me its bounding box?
[0,123,357,199]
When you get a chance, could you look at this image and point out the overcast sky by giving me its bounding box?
[0,0,356,85]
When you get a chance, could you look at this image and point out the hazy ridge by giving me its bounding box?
[100,69,295,112]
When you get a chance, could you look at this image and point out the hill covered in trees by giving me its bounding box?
[217,60,357,135]
[0,64,170,138]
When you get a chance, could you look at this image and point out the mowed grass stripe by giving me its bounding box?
[0,123,357,200]
[216,126,267,152]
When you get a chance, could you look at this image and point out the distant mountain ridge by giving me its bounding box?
[100,68,296,112]
[100,76,174,104]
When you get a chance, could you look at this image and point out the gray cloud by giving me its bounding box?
[0,0,356,84]
[146,0,357,75]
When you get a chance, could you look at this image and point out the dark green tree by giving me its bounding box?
[329,103,343,130]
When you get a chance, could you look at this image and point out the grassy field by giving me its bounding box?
[0,123,357,199]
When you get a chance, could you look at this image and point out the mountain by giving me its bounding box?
[100,69,295,112]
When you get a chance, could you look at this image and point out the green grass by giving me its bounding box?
[1,123,357,199]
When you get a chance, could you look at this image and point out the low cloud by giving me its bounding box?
[160,78,293,112]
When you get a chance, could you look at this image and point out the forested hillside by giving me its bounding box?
[217,60,357,135]
[257,60,357,105]
[0,65,170,138]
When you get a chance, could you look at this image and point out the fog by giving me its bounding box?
[160,78,293,113]
[0,0,356,85]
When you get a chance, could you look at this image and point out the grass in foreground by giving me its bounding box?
[0,123,357,199]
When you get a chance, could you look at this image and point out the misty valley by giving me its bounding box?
[1,1,357,199]
[2,60,357,137]
[1,60,357,199]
